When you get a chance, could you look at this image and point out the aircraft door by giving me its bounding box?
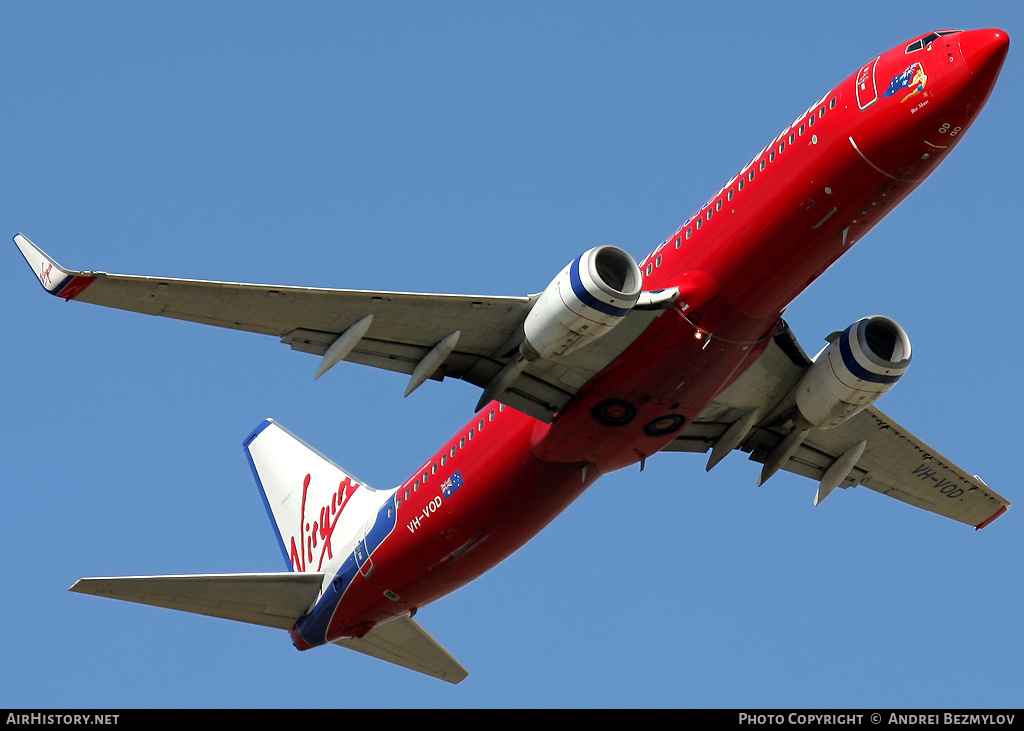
[856,56,880,110]
[354,519,375,578]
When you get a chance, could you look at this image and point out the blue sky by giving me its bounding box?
[3,1,1022,709]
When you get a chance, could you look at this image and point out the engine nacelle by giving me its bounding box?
[521,245,643,361]
[793,316,912,430]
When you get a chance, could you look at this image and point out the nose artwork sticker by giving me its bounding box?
[884,62,928,103]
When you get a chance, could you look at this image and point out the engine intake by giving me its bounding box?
[521,246,642,361]
[794,316,912,429]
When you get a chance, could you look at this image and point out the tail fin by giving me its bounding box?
[244,419,375,573]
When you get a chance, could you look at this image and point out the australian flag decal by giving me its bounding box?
[884,62,926,98]
[441,471,464,499]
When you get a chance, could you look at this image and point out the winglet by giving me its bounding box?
[13,234,97,300]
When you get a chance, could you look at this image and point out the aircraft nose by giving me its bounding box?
[958,28,1010,79]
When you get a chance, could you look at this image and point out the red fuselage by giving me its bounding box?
[291,29,1009,648]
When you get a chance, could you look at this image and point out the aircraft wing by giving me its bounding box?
[664,321,1011,529]
[15,234,674,422]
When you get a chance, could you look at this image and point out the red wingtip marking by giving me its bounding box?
[57,275,97,301]
[975,505,1008,530]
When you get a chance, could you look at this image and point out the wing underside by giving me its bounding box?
[15,234,672,422]
[667,322,1010,528]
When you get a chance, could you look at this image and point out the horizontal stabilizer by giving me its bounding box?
[70,572,325,630]
[334,615,469,684]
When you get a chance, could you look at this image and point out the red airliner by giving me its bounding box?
[15,28,1011,683]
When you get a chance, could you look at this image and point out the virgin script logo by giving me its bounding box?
[289,472,359,572]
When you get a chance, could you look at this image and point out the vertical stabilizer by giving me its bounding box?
[244,420,378,573]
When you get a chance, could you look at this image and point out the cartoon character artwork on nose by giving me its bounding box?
[884,62,928,103]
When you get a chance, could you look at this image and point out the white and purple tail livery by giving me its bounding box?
[243,419,384,575]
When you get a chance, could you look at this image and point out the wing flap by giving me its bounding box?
[69,572,326,630]
[333,616,468,684]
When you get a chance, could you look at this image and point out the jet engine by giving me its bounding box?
[520,245,643,361]
[793,316,912,430]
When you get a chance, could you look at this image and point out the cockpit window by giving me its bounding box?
[906,30,961,53]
